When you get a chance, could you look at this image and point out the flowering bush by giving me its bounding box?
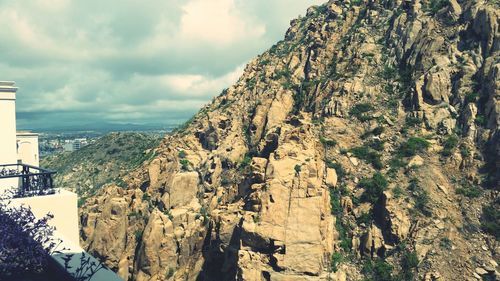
[0,198,60,278]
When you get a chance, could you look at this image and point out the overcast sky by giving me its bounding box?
[0,0,324,130]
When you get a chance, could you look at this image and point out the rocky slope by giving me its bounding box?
[80,0,499,280]
[41,132,161,204]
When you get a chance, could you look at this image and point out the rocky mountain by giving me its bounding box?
[41,132,161,205]
[79,0,499,280]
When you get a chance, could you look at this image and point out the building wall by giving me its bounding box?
[0,82,19,192]
[0,84,17,165]
[9,190,80,244]
[17,134,40,167]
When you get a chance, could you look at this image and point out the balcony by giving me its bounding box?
[0,163,56,198]
[0,164,123,281]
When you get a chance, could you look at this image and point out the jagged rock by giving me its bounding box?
[170,172,199,208]
[325,167,338,187]
[408,155,424,168]
[362,224,385,258]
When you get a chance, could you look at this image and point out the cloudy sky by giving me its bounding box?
[0,0,324,130]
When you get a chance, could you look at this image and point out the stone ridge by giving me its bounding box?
[80,1,499,281]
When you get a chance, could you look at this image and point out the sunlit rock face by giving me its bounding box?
[80,1,500,280]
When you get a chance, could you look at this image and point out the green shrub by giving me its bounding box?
[372,126,385,136]
[481,200,500,239]
[331,252,343,273]
[273,68,292,80]
[380,65,398,80]
[180,159,190,171]
[405,116,422,128]
[320,136,337,147]
[441,135,459,157]
[426,0,449,15]
[359,172,388,204]
[393,186,404,199]
[178,150,187,158]
[368,139,385,151]
[350,103,374,122]
[439,237,452,250]
[330,189,343,216]
[410,179,431,216]
[460,146,470,157]
[330,188,352,251]
[351,146,383,169]
[294,164,302,174]
[165,267,175,279]
[400,249,418,280]
[399,137,430,157]
[238,154,252,172]
[357,212,373,225]
[401,249,418,269]
[456,183,482,198]
[465,92,479,103]
[337,219,352,252]
[363,259,394,281]
[388,156,406,177]
[475,115,487,127]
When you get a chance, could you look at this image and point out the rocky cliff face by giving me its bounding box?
[80,0,499,280]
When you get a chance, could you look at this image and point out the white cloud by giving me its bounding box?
[0,0,326,129]
[179,0,266,46]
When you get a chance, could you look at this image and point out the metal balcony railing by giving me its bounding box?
[0,164,56,198]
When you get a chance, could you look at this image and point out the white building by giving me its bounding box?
[17,131,40,167]
[0,81,122,281]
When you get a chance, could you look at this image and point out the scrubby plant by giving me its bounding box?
[409,178,431,216]
[331,252,343,272]
[239,154,252,171]
[180,159,190,171]
[392,186,404,199]
[165,267,175,279]
[351,146,383,169]
[294,164,302,174]
[426,0,450,15]
[404,116,423,128]
[464,92,479,104]
[439,237,452,250]
[0,201,60,278]
[399,137,430,157]
[178,150,187,159]
[400,248,419,279]
[441,135,459,157]
[363,259,394,281]
[368,139,385,151]
[350,103,374,122]
[475,114,487,127]
[320,135,337,147]
[372,126,385,136]
[481,199,500,239]
[456,182,482,198]
[359,172,388,204]
[356,211,373,225]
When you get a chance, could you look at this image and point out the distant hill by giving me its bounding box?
[25,122,175,133]
[41,132,162,206]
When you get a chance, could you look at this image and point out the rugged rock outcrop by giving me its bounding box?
[80,1,500,280]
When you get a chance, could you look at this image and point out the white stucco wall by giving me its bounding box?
[17,133,40,167]
[9,190,80,244]
[0,82,19,192]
